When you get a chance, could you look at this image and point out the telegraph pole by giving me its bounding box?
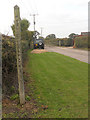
[14,5,25,105]
[30,14,38,32]
[40,27,43,37]
[30,14,38,47]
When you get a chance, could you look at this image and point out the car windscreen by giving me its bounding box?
[34,40,43,44]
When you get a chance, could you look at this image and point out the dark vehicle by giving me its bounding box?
[34,39,44,49]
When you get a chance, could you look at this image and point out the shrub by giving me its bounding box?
[25,95,31,101]
[74,36,88,48]
[10,94,19,100]
[2,37,18,95]
[58,38,73,46]
[2,35,29,95]
[45,38,58,46]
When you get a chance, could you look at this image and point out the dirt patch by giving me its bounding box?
[2,72,39,118]
[31,49,48,54]
[2,98,39,118]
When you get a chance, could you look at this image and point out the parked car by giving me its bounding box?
[34,39,44,49]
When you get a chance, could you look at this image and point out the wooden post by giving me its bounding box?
[14,5,25,104]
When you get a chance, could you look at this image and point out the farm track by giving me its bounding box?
[45,46,89,63]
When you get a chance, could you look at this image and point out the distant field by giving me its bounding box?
[26,51,88,118]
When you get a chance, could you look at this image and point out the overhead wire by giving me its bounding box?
[19,0,31,16]
[27,0,35,14]
[30,0,42,35]
[32,0,38,14]
[23,0,39,32]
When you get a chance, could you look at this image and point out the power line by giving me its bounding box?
[20,0,31,15]
[20,0,39,31]
[32,0,38,14]
[27,0,35,14]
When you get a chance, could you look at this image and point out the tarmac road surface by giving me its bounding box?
[45,46,89,63]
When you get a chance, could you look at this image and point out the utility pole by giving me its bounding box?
[40,27,43,37]
[30,14,38,32]
[30,14,38,48]
[14,5,25,105]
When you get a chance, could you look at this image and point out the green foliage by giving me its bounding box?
[2,37,17,74]
[46,34,56,39]
[11,25,15,36]
[10,94,19,100]
[11,19,34,49]
[21,19,30,32]
[39,36,44,40]
[58,38,73,46]
[74,36,88,48]
[45,37,73,47]
[11,19,30,36]
[2,35,30,95]
[25,95,31,101]
[3,112,28,118]
[45,38,58,46]
[10,86,15,93]
[2,36,18,95]
[69,33,77,39]
[63,38,69,46]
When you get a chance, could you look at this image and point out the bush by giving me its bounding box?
[58,38,73,46]
[2,35,30,95]
[2,38,17,74]
[2,37,18,95]
[45,38,58,46]
[74,36,88,48]
[25,95,31,101]
[10,94,19,100]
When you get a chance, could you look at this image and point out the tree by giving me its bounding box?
[46,34,56,39]
[26,30,34,48]
[11,19,34,49]
[69,33,77,39]
[21,19,30,32]
[11,19,30,39]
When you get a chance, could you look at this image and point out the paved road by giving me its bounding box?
[45,46,89,63]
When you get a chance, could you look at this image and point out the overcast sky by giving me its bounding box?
[0,0,89,38]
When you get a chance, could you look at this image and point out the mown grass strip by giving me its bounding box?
[26,51,88,118]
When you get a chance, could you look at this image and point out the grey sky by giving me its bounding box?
[0,0,89,38]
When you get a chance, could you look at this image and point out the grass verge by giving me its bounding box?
[26,50,88,118]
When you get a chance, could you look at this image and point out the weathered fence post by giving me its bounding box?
[14,5,25,104]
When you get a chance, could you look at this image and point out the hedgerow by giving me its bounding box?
[2,36,30,95]
[74,36,88,48]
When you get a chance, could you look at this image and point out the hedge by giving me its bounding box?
[74,36,88,48]
[2,36,30,95]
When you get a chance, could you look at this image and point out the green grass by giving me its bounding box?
[74,47,89,51]
[26,50,88,118]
